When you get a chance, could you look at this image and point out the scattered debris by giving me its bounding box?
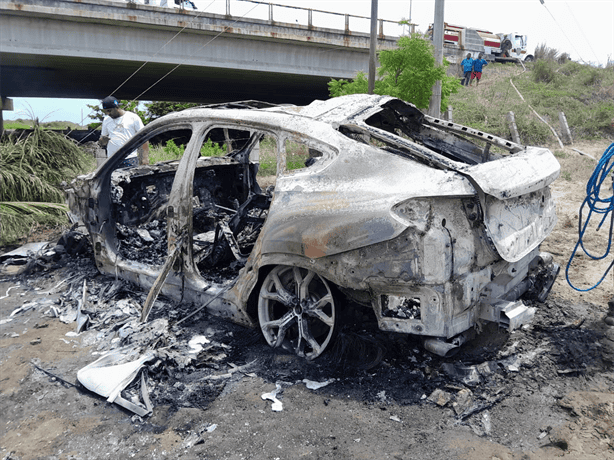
[452,389,475,417]
[10,301,39,317]
[188,335,211,354]
[427,389,453,407]
[571,147,596,160]
[302,378,335,390]
[77,348,156,416]
[30,361,79,388]
[441,361,498,386]
[181,423,218,449]
[261,383,284,412]
[0,285,20,301]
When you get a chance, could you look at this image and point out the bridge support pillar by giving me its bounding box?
[1,97,14,136]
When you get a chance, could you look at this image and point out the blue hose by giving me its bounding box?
[566,142,614,292]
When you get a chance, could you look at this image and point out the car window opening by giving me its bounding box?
[191,129,273,282]
[360,105,506,166]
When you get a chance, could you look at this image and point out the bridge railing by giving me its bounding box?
[130,0,408,37]
[235,0,403,37]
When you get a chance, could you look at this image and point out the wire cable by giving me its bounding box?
[539,1,587,64]
[130,2,259,102]
[564,1,601,64]
[110,0,220,97]
[566,143,614,291]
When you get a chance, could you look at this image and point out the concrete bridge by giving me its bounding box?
[0,0,401,105]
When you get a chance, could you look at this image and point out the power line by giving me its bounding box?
[129,2,260,102]
[564,1,601,64]
[110,0,220,97]
[539,0,588,64]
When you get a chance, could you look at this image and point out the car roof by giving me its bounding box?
[152,94,398,129]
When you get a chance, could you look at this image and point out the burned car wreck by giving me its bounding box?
[66,94,560,359]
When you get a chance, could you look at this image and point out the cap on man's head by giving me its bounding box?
[102,96,120,110]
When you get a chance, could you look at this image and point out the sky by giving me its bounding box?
[4,0,613,124]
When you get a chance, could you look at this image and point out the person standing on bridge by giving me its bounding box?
[470,53,489,87]
[461,53,474,87]
[99,96,148,167]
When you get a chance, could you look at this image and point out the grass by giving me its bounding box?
[148,138,226,164]
[0,125,94,245]
[4,120,33,130]
[146,136,308,178]
[257,137,310,176]
[5,119,85,130]
[449,61,614,145]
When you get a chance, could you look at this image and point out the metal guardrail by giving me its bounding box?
[133,0,404,37]
[236,0,400,37]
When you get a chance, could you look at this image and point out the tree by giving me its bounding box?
[329,34,460,112]
[86,100,201,129]
[145,101,200,121]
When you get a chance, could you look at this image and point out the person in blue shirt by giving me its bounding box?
[471,53,489,86]
[461,53,474,86]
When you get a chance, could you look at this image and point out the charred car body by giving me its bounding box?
[66,95,560,359]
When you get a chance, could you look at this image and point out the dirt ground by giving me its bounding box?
[1,140,613,460]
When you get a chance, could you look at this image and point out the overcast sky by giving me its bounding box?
[5,0,612,124]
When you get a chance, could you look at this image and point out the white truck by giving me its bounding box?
[428,23,534,64]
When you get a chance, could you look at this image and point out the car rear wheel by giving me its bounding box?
[258,265,337,360]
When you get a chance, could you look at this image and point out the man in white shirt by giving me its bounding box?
[99,96,148,167]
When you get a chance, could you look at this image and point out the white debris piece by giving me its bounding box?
[302,378,335,390]
[136,229,154,242]
[10,302,38,317]
[77,348,156,416]
[188,335,211,355]
[261,383,283,412]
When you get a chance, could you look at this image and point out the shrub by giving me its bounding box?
[0,125,93,245]
[534,43,561,62]
[532,60,558,84]
[580,68,601,86]
[200,138,226,157]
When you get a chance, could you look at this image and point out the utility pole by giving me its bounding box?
[368,0,378,94]
[428,0,444,118]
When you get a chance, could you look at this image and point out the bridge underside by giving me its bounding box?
[1,53,332,105]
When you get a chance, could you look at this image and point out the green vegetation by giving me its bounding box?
[86,100,200,129]
[4,120,33,130]
[5,118,85,130]
[145,101,201,121]
[148,138,226,164]
[450,59,614,144]
[257,137,278,176]
[0,125,94,245]
[329,34,460,112]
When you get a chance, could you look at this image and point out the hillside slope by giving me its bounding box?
[449,61,614,146]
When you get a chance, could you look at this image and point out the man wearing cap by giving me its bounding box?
[99,96,148,167]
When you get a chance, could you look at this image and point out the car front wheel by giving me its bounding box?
[258,265,337,360]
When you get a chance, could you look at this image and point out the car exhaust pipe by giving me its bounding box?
[423,331,472,357]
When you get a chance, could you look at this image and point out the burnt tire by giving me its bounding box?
[257,265,337,360]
